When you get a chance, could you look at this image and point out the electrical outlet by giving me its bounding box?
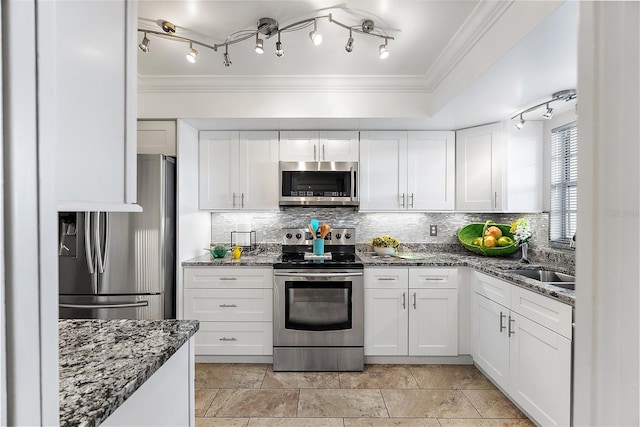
[430,225,437,236]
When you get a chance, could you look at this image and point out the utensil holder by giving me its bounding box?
[313,239,324,255]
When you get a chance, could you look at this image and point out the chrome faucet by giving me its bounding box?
[569,234,576,249]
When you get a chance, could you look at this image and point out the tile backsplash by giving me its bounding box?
[210,208,555,250]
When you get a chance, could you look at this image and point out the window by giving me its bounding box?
[550,122,577,244]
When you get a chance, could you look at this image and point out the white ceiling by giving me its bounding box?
[136,0,578,130]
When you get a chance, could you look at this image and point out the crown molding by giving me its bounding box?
[137,74,432,94]
[422,0,514,91]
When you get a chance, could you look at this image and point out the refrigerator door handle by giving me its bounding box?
[94,212,105,274]
[84,212,95,275]
[101,212,110,274]
[59,301,149,309]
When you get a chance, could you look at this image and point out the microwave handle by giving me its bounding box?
[350,166,355,201]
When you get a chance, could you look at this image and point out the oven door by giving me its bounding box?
[273,270,364,347]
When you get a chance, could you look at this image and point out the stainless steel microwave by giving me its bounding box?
[279,161,358,207]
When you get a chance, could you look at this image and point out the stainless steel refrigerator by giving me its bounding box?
[58,154,176,319]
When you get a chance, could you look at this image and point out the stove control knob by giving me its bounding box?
[295,233,302,239]
[344,233,351,239]
[335,233,342,239]
[285,233,292,240]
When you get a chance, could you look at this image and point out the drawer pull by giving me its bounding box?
[423,277,444,281]
[377,277,396,281]
[219,277,237,281]
[219,304,237,308]
[219,337,237,342]
[508,316,515,336]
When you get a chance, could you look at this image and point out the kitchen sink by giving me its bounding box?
[505,269,575,290]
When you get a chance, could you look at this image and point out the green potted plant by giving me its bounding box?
[371,235,400,256]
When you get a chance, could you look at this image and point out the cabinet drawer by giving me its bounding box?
[474,272,511,307]
[364,267,408,289]
[194,321,273,356]
[409,268,458,289]
[184,289,272,322]
[510,286,573,339]
[184,267,272,289]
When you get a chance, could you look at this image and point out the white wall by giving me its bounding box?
[176,120,211,319]
[574,2,639,425]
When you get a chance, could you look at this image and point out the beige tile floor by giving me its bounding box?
[195,364,534,427]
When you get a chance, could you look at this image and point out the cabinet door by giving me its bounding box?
[509,312,571,427]
[407,131,456,210]
[199,131,240,209]
[49,0,137,210]
[364,288,408,356]
[319,131,359,161]
[456,123,504,211]
[504,121,543,212]
[409,289,458,356]
[240,131,279,210]
[279,131,319,161]
[473,293,510,390]
[137,120,177,155]
[359,131,408,211]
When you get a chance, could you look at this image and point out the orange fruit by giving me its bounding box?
[484,226,503,239]
[483,235,497,247]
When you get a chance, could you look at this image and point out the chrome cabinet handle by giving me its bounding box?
[401,193,406,208]
[219,337,237,342]
[499,311,506,332]
[322,144,326,160]
[313,144,317,161]
[219,277,237,281]
[410,193,414,208]
[494,192,498,208]
[402,292,406,309]
[508,315,515,336]
[219,304,237,308]
[413,292,417,309]
[241,193,244,208]
[232,193,236,208]
[377,277,395,281]
[423,277,444,281]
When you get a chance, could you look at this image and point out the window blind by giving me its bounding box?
[550,122,578,244]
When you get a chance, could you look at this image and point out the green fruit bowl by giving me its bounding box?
[457,223,521,256]
[207,245,230,258]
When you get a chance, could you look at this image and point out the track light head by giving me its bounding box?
[275,41,284,57]
[255,34,264,54]
[223,45,232,67]
[514,115,525,130]
[542,104,554,119]
[379,40,389,59]
[309,20,323,46]
[186,42,198,63]
[345,30,354,53]
[139,32,150,52]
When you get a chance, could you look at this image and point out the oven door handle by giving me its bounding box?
[274,271,363,278]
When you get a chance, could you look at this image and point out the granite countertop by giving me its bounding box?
[59,319,199,427]
[358,251,575,306]
[182,249,280,266]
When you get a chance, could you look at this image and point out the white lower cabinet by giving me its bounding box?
[364,267,458,356]
[472,272,572,427]
[183,267,273,356]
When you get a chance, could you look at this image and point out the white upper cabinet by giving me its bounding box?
[456,121,542,212]
[137,121,177,156]
[456,123,504,211]
[41,0,138,211]
[199,131,278,210]
[279,131,359,162]
[360,131,455,211]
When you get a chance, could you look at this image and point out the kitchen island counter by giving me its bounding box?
[358,251,575,306]
[59,319,199,427]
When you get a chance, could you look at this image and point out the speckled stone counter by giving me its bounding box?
[181,250,280,266]
[59,319,199,427]
[358,251,576,306]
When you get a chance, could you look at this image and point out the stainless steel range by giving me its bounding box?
[273,227,364,372]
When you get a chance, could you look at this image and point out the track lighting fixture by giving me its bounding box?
[138,14,394,67]
[309,19,323,46]
[223,45,231,67]
[511,89,576,130]
[379,39,389,59]
[345,30,354,53]
[254,34,264,54]
[275,33,284,57]
[186,42,198,63]
[139,32,150,52]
